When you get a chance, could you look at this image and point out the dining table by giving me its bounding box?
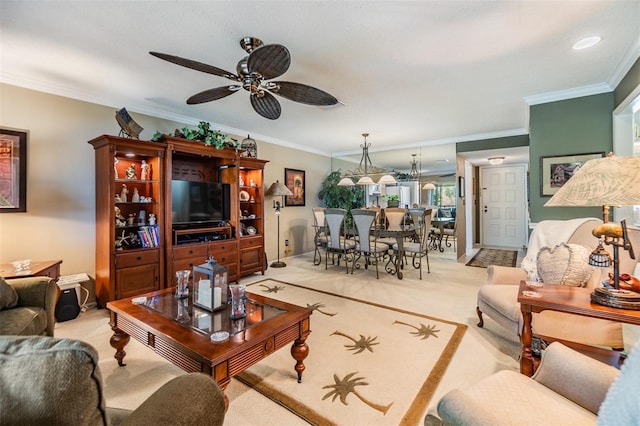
[430,217,454,252]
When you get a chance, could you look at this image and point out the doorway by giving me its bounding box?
[479,164,528,248]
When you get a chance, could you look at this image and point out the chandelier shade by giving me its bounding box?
[337,177,355,186]
[378,174,397,185]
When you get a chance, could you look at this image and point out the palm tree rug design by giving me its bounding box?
[237,279,467,425]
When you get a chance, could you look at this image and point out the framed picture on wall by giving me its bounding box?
[284,168,305,207]
[0,128,27,213]
[540,151,604,197]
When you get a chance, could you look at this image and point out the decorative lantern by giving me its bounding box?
[240,134,257,158]
[192,256,228,312]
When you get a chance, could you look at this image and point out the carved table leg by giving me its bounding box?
[520,310,533,377]
[291,335,309,383]
[109,316,130,367]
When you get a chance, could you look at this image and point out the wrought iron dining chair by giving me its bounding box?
[312,207,327,265]
[442,218,457,251]
[351,209,390,279]
[391,209,433,279]
[324,208,355,273]
[378,207,407,246]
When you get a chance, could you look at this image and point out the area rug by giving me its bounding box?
[237,279,467,426]
[465,248,518,268]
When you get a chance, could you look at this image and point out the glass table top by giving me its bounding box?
[134,291,285,341]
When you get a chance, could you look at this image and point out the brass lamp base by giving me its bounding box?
[591,287,640,310]
[270,261,287,268]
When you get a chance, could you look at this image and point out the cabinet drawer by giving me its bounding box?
[208,241,238,264]
[173,245,207,261]
[116,249,159,269]
[240,235,263,249]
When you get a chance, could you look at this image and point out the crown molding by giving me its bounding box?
[607,36,640,88]
[524,83,613,106]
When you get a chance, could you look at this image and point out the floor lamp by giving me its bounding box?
[265,180,293,268]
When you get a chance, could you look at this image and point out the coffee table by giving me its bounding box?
[106,287,312,402]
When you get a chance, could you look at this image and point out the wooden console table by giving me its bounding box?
[518,280,640,376]
[0,260,62,280]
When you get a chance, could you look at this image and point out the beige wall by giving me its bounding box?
[0,84,331,276]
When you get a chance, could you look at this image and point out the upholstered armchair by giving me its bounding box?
[476,218,640,349]
[0,276,57,336]
[427,341,625,425]
[0,336,226,425]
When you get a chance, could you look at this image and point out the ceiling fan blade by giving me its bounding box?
[247,44,291,79]
[187,85,241,104]
[270,81,338,106]
[150,52,239,81]
[250,91,281,120]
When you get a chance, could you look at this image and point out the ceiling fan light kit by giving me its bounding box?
[150,37,339,120]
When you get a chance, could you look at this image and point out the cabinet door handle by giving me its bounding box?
[137,256,142,261]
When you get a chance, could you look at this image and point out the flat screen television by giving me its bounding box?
[171,180,231,226]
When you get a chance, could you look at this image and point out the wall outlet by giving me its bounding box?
[285,239,289,246]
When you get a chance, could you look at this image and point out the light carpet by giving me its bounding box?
[465,248,518,268]
[238,278,467,426]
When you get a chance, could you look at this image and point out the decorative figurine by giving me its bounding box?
[127,214,135,226]
[131,188,140,203]
[126,164,136,179]
[250,179,255,187]
[120,184,128,203]
[149,213,156,225]
[114,206,126,227]
[239,176,245,187]
[140,159,150,180]
[114,157,119,178]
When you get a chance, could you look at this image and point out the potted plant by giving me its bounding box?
[386,194,400,207]
[152,121,239,150]
[318,171,365,226]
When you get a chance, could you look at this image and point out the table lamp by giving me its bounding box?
[544,154,640,309]
[265,180,293,268]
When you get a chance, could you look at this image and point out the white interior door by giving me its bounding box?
[480,164,528,248]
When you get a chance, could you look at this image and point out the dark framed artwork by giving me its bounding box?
[284,168,305,207]
[458,176,465,198]
[540,152,604,197]
[0,129,27,212]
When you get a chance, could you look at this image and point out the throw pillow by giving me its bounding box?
[0,336,107,424]
[0,276,18,310]
[536,243,594,287]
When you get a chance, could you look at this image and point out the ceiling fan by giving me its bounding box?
[150,37,339,120]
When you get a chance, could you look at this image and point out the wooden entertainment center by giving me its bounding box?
[89,134,268,307]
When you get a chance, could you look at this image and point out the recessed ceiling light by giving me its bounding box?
[573,36,601,50]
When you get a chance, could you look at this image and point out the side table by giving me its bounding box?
[0,260,62,280]
[518,280,640,376]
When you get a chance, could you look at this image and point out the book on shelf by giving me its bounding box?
[137,225,160,248]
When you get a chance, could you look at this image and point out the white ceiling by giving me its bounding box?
[1,1,639,175]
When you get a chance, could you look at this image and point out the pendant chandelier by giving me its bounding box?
[408,153,419,180]
[338,133,396,186]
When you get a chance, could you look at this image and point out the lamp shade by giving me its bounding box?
[422,183,436,190]
[265,180,293,196]
[337,177,355,186]
[356,176,375,185]
[544,156,640,207]
[378,174,397,185]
